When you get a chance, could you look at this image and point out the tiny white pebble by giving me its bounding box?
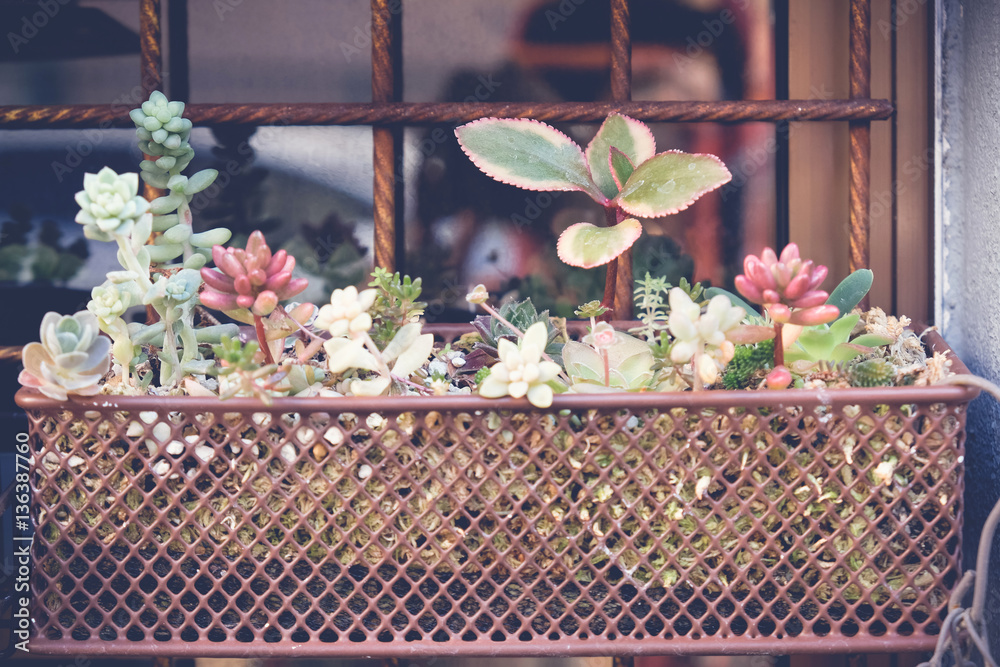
[152,422,171,442]
[297,427,317,444]
[126,421,144,438]
[252,412,272,427]
[145,441,159,458]
[324,428,344,446]
[358,464,372,480]
[139,411,158,424]
[366,414,384,430]
[83,410,100,420]
[166,441,184,456]
[152,459,170,476]
[281,443,297,463]
[195,445,214,462]
[67,455,85,467]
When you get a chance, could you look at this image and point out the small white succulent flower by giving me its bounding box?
[74,167,150,241]
[585,322,617,349]
[315,286,378,338]
[465,283,489,305]
[667,288,744,386]
[479,322,561,408]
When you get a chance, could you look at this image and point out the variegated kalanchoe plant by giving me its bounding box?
[455,113,732,318]
[19,100,950,407]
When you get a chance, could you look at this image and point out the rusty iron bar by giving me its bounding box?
[0,100,894,129]
[610,0,631,101]
[371,0,402,274]
[610,0,634,319]
[849,0,872,311]
[139,0,164,203]
[139,0,162,96]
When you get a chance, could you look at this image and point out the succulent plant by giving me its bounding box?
[456,113,731,318]
[200,231,308,316]
[631,273,707,342]
[735,243,840,326]
[19,312,111,400]
[211,336,285,404]
[785,313,893,371]
[668,288,745,389]
[128,91,227,270]
[368,268,427,347]
[73,167,150,241]
[479,322,562,408]
[213,335,260,372]
[315,285,377,339]
[723,339,774,390]
[848,358,895,387]
[200,231,308,366]
[563,327,655,392]
[733,243,842,367]
[88,279,143,380]
[465,298,563,373]
[130,90,195,186]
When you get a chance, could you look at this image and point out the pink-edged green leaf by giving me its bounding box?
[455,118,605,202]
[616,150,732,218]
[609,147,635,192]
[557,217,643,269]
[586,113,656,199]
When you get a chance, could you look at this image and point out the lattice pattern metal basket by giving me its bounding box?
[16,330,977,657]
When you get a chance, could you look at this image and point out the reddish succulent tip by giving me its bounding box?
[768,304,791,323]
[765,366,793,390]
[788,304,840,326]
[199,290,239,311]
[734,275,763,304]
[778,243,799,264]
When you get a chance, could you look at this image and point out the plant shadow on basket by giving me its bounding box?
[13,92,981,657]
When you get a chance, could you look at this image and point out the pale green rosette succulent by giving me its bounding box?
[19,312,111,400]
[130,90,195,184]
[479,322,562,408]
[88,280,140,379]
[89,281,134,324]
[74,167,150,241]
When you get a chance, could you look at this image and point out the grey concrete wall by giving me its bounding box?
[940,0,1000,645]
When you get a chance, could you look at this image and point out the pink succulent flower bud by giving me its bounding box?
[765,366,793,390]
[588,322,617,349]
[735,243,833,311]
[200,230,308,314]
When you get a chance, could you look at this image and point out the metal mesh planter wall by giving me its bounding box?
[15,330,978,657]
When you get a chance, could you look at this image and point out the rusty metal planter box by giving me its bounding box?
[14,330,977,657]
